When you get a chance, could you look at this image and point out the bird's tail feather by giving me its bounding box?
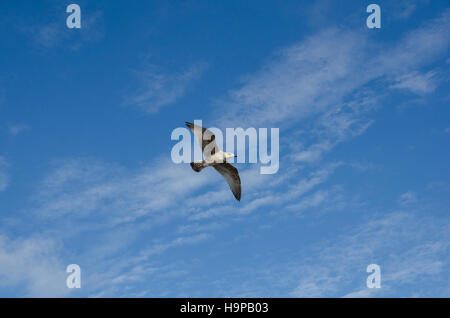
[190,161,206,172]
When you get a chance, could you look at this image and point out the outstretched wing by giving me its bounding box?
[186,122,219,159]
[213,163,241,201]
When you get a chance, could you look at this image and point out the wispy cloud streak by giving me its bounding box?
[125,63,208,113]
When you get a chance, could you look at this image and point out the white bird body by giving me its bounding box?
[186,122,241,201]
[200,151,235,165]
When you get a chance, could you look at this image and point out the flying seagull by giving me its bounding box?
[186,122,241,201]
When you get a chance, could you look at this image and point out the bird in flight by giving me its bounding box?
[186,122,241,201]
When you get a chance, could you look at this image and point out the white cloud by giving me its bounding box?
[0,235,69,297]
[342,287,383,298]
[217,25,390,127]
[390,71,437,94]
[0,157,9,192]
[6,8,450,297]
[18,150,347,296]
[214,9,450,165]
[291,98,376,163]
[202,207,449,298]
[398,191,418,206]
[31,22,63,48]
[290,211,449,297]
[188,162,341,219]
[388,0,418,21]
[218,28,372,128]
[22,10,104,50]
[125,62,208,113]
[292,141,333,163]
[139,233,210,258]
[8,124,30,136]
[34,157,218,224]
[286,189,329,211]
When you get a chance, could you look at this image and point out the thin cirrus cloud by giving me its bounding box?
[398,191,418,206]
[390,71,438,95]
[33,157,217,223]
[210,209,449,298]
[218,28,374,128]
[0,157,9,192]
[0,235,69,297]
[190,208,449,297]
[8,123,30,136]
[215,9,450,164]
[125,62,208,114]
[20,10,104,50]
[16,151,343,296]
[291,210,449,297]
[4,9,450,296]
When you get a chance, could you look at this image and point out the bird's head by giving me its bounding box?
[224,152,237,160]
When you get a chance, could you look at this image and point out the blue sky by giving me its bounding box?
[0,0,449,297]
